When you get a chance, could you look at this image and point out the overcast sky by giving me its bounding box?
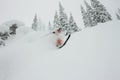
[0,0,120,27]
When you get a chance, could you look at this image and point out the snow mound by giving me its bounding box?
[0,20,33,46]
[0,20,25,33]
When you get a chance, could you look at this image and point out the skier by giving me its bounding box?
[52,28,63,47]
[52,28,72,49]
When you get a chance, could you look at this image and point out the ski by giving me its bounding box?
[58,34,71,49]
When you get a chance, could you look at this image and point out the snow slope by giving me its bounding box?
[0,20,120,80]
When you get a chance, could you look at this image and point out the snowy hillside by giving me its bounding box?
[0,20,120,80]
[0,0,120,80]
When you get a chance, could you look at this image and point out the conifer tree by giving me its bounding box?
[116,13,120,20]
[118,8,120,14]
[81,5,89,27]
[59,2,69,32]
[91,0,112,23]
[68,13,80,34]
[84,0,97,27]
[116,8,120,20]
[32,14,38,31]
[53,11,60,29]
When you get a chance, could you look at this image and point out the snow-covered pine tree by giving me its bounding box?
[59,2,69,32]
[53,11,60,30]
[116,8,120,20]
[116,13,120,20]
[68,13,80,34]
[81,5,90,27]
[32,14,38,31]
[118,8,120,14]
[84,0,97,27]
[91,0,112,23]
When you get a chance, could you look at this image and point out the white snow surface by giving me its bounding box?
[0,20,120,80]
